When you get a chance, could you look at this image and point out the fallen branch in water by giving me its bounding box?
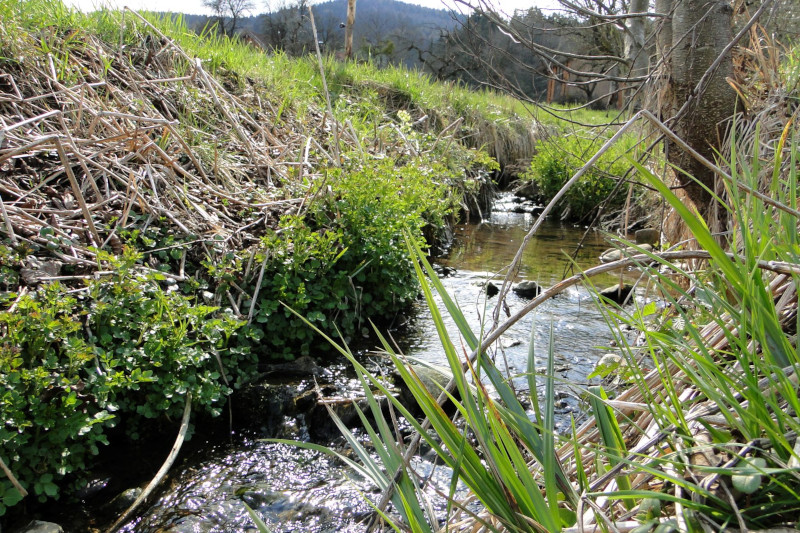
[106,392,192,533]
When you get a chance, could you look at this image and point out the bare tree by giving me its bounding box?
[262,0,313,55]
[344,0,357,59]
[442,0,767,219]
[662,0,736,217]
[623,0,649,108]
[204,0,256,36]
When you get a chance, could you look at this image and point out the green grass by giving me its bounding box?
[296,114,800,532]
[0,0,535,135]
[534,103,627,128]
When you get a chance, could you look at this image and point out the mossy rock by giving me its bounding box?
[635,228,660,246]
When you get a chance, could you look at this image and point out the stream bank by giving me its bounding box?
[91,192,640,533]
[0,3,541,526]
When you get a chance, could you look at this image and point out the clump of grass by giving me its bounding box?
[291,116,800,533]
[521,131,638,221]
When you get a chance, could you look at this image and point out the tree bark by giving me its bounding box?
[345,0,357,59]
[666,0,736,217]
[624,0,649,109]
[655,0,672,59]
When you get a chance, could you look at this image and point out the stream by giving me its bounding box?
[116,193,632,532]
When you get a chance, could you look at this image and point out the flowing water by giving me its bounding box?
[119,193,631,532]
[401,193,630,422]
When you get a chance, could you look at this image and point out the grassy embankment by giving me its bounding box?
[519,105,642,224]
[0,0,543,518]
[299,26,800,533]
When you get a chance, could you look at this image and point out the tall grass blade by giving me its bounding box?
[588,385,633,510]
[244,502,273,533]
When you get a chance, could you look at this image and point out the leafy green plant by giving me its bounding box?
[219,152,468,360]
[0,244,21,291]
[0,248,255,514]
[522,132,635,220]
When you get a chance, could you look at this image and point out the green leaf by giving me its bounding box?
[635,301,657,321]
[732,457,766,494]
[244,503,273,532]
[43,482,58,497]
[559,507,577,527]
[2,488,24,507]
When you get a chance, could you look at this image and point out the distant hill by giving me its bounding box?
[176,0,463,68]
[309,0,460,42]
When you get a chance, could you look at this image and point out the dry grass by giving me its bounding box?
[0,8,330,280]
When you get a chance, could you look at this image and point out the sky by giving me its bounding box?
[63,0,557,18]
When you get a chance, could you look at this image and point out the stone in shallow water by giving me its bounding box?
[484,281,499,297]
[598,284,634,305]
[599,243,653,263]
[635,228,660,245]
[105,487,143,514]
[501,337,523,349]
[394,363,461,416]
[19,521,64,533]
[512,280,542,298]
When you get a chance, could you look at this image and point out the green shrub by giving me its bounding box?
[222,155,463,359]
[522,133,635,220]
[0,248,255,514]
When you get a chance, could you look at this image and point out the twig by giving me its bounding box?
[55,137,103,247]
[0,456,27,499]
[1,110,60,134]
[0,195,17,244]
[307,5,341,167]
[248,252,270,324]
[106,392,192,533]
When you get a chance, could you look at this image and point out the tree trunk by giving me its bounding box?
[625,0,649,109]
[345,0,357,59]
[655,0,672,59]
[666,0,736,218]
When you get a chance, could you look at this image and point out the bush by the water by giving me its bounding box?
[0,248,256,514]
[217,150,486,358]
[522,133,635,220]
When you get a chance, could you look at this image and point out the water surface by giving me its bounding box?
[401,194,630,429]
[123,193,631,532]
